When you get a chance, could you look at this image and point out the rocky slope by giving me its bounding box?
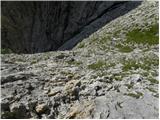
[1,1,159,119]
[1,1,141,53]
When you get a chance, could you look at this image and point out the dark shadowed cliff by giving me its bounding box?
[1,1,141,53]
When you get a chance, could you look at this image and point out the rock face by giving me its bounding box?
[1,1,141,53]
[1,1,159,119]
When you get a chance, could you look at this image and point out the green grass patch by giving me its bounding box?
[67,60,82,66]
[114,76,123,81]
[99,37,110,43]
[88,60,116,70]
[56,54,66,59]
[78,42,85,48]
[126,24,159,45]
[1,48,12,54]
[125,82,134,89]
[114,30,121,37]
[98,36,111,49]
[88,60,106,70]
[148,78,159,84]
[123,60,143,71]
[124,91,143,99]
[106,63,116,68]
[143,57,159,67]
[115,44,133,53]
[31,60,37,64]
[122,57,158,71]
[97,71,107,77]
[146,87,157,93]
[141,71,149,77]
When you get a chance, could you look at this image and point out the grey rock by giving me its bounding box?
[93,96,110,119]
[1,74,27,84]
[27,100,37,111]
[17,80,23,86]
[130,74,143,83]
[25,83,34,89]
[41,114,48,119]
[35,103,49,114]
[1,72,33,84]
[48,89,61,97]
[10,103,30,118]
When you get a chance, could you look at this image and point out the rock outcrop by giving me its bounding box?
[1,1,141,53]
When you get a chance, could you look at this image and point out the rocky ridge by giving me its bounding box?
[1,1,159,119]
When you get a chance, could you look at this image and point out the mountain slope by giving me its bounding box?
[1,1,159,119]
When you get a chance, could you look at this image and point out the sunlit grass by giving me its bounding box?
[126,24,159,45]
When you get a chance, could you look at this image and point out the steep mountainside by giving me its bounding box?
[1,1,159,119]
[1,1,141,53]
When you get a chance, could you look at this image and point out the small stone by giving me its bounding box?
[17,80,23,85]
[44,90,49,94]
[130,74,143,83]
[25,83,34,90]
[67,74,74,79]
[90,81,103,90]
[41,114,48,119]
[48,91,60,97]
[97,89,105,96]
[56,54,66,59]
[64,80,81,97]
[35,103,48,114]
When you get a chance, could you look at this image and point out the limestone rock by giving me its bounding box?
[65,100,95,119]
[48,89,61,97]
[35,103,49,114]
